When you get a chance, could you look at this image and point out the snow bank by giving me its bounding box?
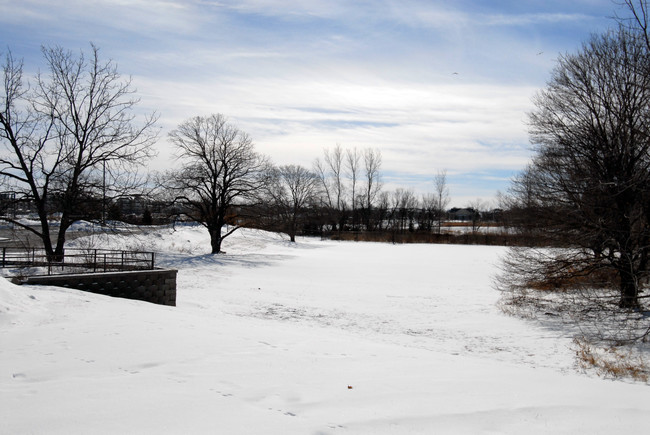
[0,276,33,317]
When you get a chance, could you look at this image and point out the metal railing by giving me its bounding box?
[1,247,155,276]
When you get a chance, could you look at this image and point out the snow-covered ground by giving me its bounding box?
[1,225,649,434]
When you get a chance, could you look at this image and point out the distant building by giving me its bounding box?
[448,208,476,222]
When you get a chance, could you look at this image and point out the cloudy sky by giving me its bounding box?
[1,0,621,206]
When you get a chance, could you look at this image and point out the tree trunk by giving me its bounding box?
[52,218,69,262]
[38,215,55,260]
[619,269,640,309]
[210,228,222,254]
[289,214,297,243]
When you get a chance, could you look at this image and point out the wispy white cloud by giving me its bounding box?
[135,70,535,181]
[481,12,592,26]
[0,0,196,33]
[0,0,615,203]
[216,0,354,19]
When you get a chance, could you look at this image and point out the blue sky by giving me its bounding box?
[0,0,621,206]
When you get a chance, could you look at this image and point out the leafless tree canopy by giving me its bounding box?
[362,148,382,210]
[312,145,383,232]
[361,148,382,229]
[325,144,345,212]
[0,44,157,258]
[433,169,450,234]
[345,147,361,229]
[502,28,650,311]
[263,164,319,242]
[616,0,650,48]
[466,198,485,235]
[166,114,268,254]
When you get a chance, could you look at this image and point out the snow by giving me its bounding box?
[1,225,649,434]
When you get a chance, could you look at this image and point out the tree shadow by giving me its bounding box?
[156,251,296,271]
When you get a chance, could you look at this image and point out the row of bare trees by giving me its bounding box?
[151,113,381,252]
[313,144,383,231]
[0,42,456,256]
[161,115,393,252]
[1,45,459,257]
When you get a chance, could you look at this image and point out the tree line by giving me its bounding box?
[1,46,469,257]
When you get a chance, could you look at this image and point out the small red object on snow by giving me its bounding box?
[347,385,353,389]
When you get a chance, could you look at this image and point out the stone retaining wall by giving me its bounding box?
[23,269,177,306]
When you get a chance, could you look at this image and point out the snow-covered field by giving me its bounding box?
[1,225,649,434]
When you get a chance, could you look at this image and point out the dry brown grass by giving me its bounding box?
[573,337,649,383]
[325,230,529,246]
[441,222,501,228]
[526,267,618,291]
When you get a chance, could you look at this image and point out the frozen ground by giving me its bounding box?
[1,225,649,434]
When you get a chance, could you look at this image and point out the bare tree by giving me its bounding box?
[313,157,332,208]
[433,169,450,234]
[346,147,361,229]
[386,189,402,232]
[387,188,418,233]
[362,147,382,230]
[322,144,346,230]
[419,193,436,232]
[503,28,650,310]
[466,198,485,235]
[324,144,345,212]
[264,164,319,242]
[376,190,390,231]
[500,166,539,236]
[0,44,157,259]
[166,114,268,254]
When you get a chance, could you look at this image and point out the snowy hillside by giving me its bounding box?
[1,225,649,434]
